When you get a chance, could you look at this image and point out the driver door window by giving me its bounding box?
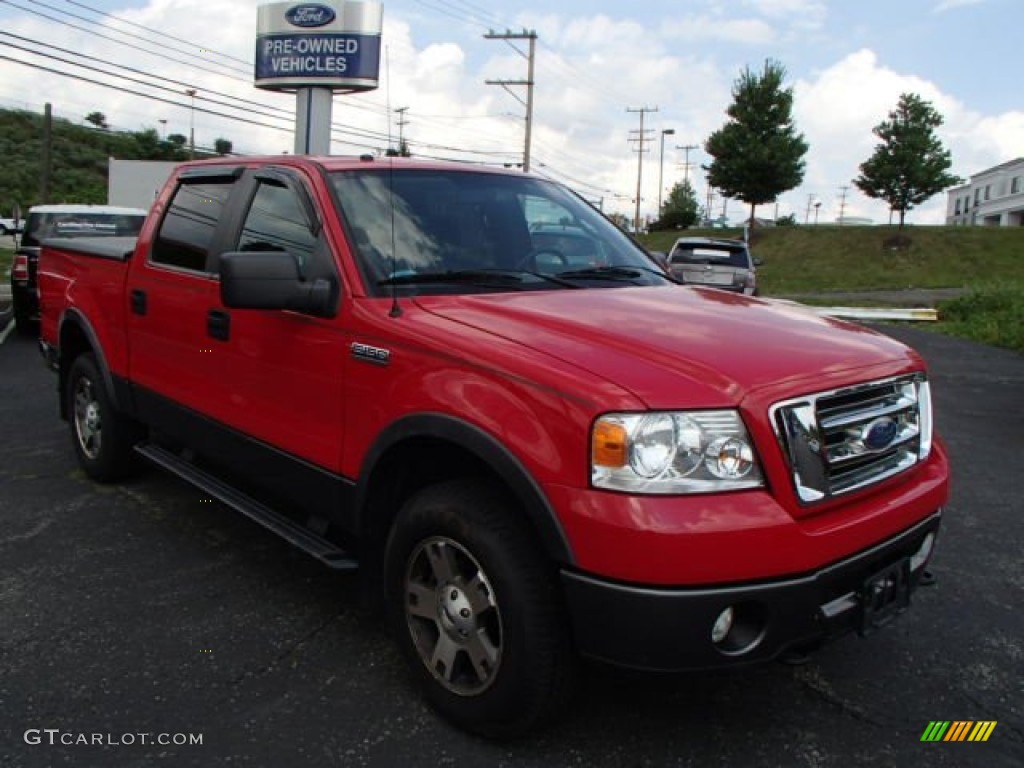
[237,181,317,265]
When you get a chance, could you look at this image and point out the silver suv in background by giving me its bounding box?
[667,237,760,295]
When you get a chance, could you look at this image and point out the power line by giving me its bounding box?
[0,31,287,119]
[5,0,252,78]
[64,0,254,68]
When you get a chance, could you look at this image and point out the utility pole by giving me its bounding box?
[805,194,816,224]
[705,176,717,224]
[837,185,850,226]
[484,29,537,172]
[40,102,52,203]
[394,106,409,154]
[185,88,197,159]
[677,143,699,185]
[657,128,675,220]
[627,106,657,234]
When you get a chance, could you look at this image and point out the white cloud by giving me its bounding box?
[790,49,1023,224]
[933,0,988,13]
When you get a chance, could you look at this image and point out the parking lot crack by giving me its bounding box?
[229,612,342,685]
[793,666,887,728]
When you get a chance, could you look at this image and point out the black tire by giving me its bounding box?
[384,479,576,738]
[65,353,143,482]
[11,288,35,336]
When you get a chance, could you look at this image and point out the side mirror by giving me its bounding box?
[219,251,335,317]
[753,256,764,267]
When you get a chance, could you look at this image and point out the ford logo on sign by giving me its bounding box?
[285,4,336,27]
[863,417,899,451]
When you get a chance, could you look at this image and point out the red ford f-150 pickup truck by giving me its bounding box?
[37,156,948,736]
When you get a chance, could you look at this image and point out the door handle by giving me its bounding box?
[207,309,230,341]
[130,289,147,316]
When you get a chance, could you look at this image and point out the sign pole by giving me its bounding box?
[295,87,334,155]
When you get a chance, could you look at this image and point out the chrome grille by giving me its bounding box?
[771,375,933,503]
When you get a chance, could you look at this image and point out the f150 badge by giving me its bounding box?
[351,342,390,365]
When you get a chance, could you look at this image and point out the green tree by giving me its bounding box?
[704,59,808,224]
[653,179,701,230]
[854,93,962,229]
[385,139,411,158]
[167,133,187,147]
[214,137,233,155]
[85,111,108,129]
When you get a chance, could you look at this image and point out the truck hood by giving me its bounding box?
[414,286,920,408]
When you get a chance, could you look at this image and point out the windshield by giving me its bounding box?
[329,168,669,295]
[670,242,750,269]
[22,211,146,248]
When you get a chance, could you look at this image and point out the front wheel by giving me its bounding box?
[65,354,143,482]
[385,479,576,737]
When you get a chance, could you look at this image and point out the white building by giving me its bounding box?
[946,158,1024,226]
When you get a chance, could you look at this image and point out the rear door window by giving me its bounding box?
[151,182,234,272]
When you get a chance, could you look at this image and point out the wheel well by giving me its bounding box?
[57,321,93,420]
[357,435,556,603]
[361,436,497,549]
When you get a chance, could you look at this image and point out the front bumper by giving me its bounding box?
[562,510,940,671]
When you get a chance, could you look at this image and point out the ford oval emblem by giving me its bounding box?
[285,4,336,27]
[863,418,899,451]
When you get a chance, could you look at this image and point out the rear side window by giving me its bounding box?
[151,181,234,272]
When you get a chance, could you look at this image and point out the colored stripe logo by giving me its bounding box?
[921,721,997,742]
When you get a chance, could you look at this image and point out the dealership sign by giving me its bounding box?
[255,1,382,91]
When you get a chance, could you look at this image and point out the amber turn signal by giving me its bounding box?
[592,419,628,467]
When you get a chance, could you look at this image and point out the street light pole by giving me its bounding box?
[185,88,197,159]
[658,128,675,221]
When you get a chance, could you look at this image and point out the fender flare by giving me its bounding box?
[57,308,124,417]
[355,412,575,565]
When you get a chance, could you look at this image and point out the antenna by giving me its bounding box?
[388,155,401,318]
[384,44,401,317]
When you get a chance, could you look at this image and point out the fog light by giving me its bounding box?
[910,532,935,572]
[711,606,735,645]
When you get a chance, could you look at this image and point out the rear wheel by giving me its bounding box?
[11,288,34,335]
[385,479,576,737]
[66,353,143,482]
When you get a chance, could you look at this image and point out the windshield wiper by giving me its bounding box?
[555,265,667,282]
[379,269,580,289]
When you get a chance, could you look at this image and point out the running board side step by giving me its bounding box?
[134,442,359,571]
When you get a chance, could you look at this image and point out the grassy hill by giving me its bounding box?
[0,107,208,216]
[642,225,1024,294]
[641,225,1023,352]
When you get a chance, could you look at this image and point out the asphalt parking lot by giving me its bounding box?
[1,323,1022,767]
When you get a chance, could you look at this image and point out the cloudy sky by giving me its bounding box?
[0,0,1020,224]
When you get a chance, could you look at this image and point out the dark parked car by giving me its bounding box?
[10,205,146,333]
[667,236,760,295]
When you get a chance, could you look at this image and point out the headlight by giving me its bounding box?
[592,410,764,494]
